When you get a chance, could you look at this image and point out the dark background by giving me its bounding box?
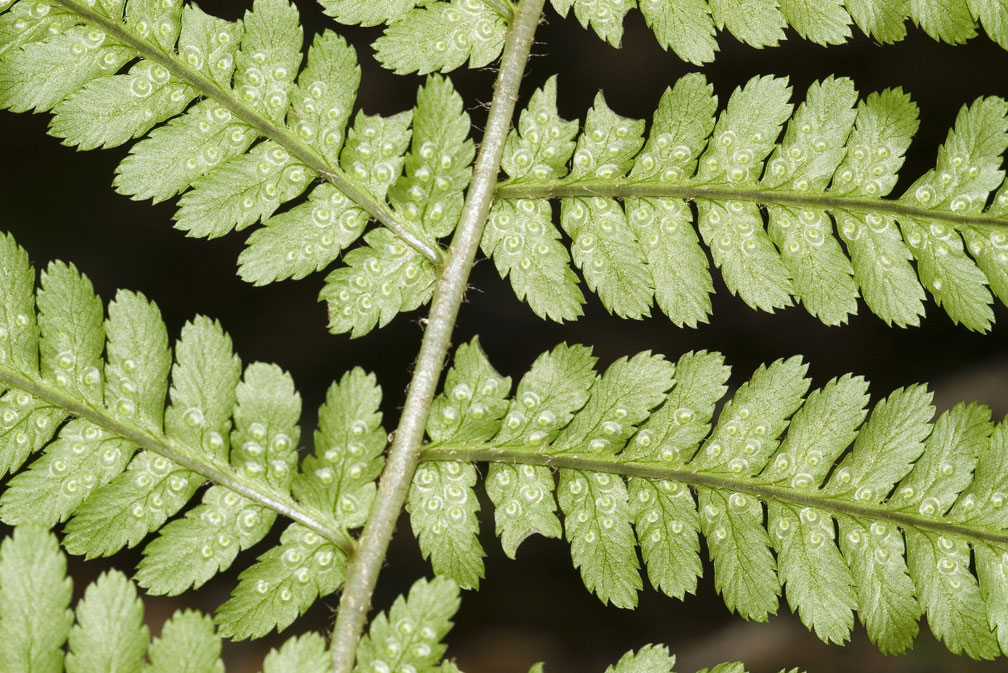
[2,2,1008,672]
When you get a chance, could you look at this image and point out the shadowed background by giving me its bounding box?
[1,1,1008,671]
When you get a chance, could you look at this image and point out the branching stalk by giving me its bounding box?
[494,181,1008,233]
[0,368,355,555]
[420,445,1008,547]
[48,0,443,266]
[327,2,545,671]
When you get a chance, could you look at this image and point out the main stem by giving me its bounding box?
[327,3,545,671]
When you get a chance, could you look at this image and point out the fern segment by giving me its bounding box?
[0,232,400,640]
[495,74,1008,330]
[66,571,149,673]
[0,0,483,335]
[417,342,1008,657]
[0,526,810,673]
[373,0,508,75]
[134,362,301,596]
[553,0,1008,63]
[0,526,73,673]
[217,368,388,639]
[0,525,347,673]
[410,339,511,588]
[352,577,460,673]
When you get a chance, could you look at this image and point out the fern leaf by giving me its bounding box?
[318,0,427,27]
[418,342,1008,656]
[485,343,596,557]
[373,0,508,75]
[317,75,473,336]
[0,0,471,335]
[410,339,511,588]
[389,75,475,240]
[145,610,224,673]
[66,571,149,673]
[134,362,300,595]
[0,525,73,673]
[0,231,389,639]
[0,525,343,673]
[353,577,460,673]
[555,0,1008,63]
[483,77,584,321]
[61,316,240,558]
[49,4,239,151]
[320,229,437,338]
[217,368,386,639]
[0,291,167,527]
[214,523,348,640]
[239,111,412,285]
[262,633,331,673]
[495,74,1008,331]
[605,644,801,673]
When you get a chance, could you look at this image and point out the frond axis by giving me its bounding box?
[420,446,1008,549]
[47,0,443,266]
[494,182,1008,234]
[0,366,356,556]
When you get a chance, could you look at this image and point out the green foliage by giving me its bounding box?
[415,342,1008,658]
[0,0,478,337]
[0,525,226,673]
[320,0,509,75]
[0,231,389,639]
[3,0,1008,671]
[354,577,460,673]
[550,0,1008,62]
[319,75,473,337]
[0,524,386,673]
[493,73,1008,330]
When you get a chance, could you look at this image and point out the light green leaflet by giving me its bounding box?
[0,532,782,673]
[416,342,1008,657]
[0,525,389,673]
[494,73,1008,331]
[0,525,225,673]
[550,0,1008,63]
[603,646,801,673]
[0,0,478,337]
[0,231,389,639]
[321,0,510,75]
[353,577,460,673]
[319,75,473,337]
[409,339,511,588]
[217,368,387,639]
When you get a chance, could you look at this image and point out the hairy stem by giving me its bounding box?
[48,0,443,266]
[495,181,1008,233]
[0,368,355,554]
[327,2,545,671]
[420,446,1008,546]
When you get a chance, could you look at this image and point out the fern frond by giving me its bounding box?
[319,0,510,76]
[0,0,482,335]
[603,645,800,673]
[0,528,785,673]
[545,0,1008,64]
[0,524,335,672]
[0,230,390,639]
[493,74,1008,330]
[417,340,1008,658]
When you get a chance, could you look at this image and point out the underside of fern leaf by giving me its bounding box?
[542,0,1008,64]
[0,229,393,640]
[0,528,790,673]
[490,74,1008,330]
[413,339,1008,659]
[0,523,383,673]
[0,0,481,337]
